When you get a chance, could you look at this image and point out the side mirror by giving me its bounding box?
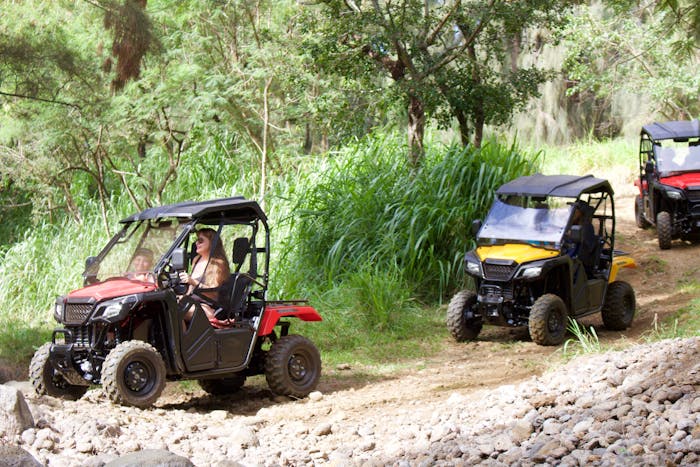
[83,256,99,285]
[569,224,583,242]
[171,248,187,271]
[471,219,482,237]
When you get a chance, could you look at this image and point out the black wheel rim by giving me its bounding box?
[124,360,155,394]
[547,308,563,334]
[288,351,312,385]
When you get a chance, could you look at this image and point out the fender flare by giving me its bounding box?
[258,304,322,336]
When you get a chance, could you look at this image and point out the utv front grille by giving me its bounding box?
[686,188,700,203]
[64,304,93,325]
[482,262,517,281]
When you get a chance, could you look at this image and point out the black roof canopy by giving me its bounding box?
[120,196,267,225]
[642,120,700,141]
[496,174,613,198]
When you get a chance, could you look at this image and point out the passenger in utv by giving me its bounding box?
[180,228,230,323]
[126,247,154,282]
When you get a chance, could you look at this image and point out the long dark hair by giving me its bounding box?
[196,228,230,288]
[197,228,228,261]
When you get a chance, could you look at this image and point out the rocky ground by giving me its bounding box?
[1,191,699,466]
[2,336,698,467]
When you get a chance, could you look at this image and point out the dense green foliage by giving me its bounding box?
[0,132,538,363]
[303,0,576,161]
[562,1,700,121]
[1,1,699,369]
[283,135,538,302]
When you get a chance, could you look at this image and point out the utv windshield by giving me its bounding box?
[84,219,188,283]
[477,196,574,247]
[654,144,700,175]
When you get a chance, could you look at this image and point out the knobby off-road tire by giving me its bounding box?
[635,195,650,229]
[657,211,673,250]
[29,343,88,400]
[265,334,321,398]
[198,374,246,396]
[102,341,166,408]
[529,294,568,346]
[446,290,483,342]
[601,281,636,331]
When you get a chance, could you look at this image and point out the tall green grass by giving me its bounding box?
[0,131,539,367]
[280,134,540,302]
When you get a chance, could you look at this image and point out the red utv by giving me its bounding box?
[635,120,700,249]
[30,197,322,408]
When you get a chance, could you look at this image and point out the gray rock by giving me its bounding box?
[313,422,333,436]
[510,420,533,444]
[541,418,562,435]
[0,445,42,466]
[105,449,194,467]
[0,384,34,437]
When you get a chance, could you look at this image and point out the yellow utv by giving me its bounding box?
[447,174,637,346]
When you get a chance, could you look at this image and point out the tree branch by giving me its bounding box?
[425,0,461,48]
[428,0,494,75]
[0,90,81,109]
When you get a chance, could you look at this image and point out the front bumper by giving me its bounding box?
[48,334,91,386]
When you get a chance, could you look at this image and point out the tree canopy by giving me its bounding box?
[1,0,698,229]
[302,0,579,165]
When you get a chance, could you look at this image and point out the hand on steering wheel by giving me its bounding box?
[157,263,180,289]
[178,271,192,285]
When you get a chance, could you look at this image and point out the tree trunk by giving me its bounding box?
[303,122,313,154]
[260,77,272,210]
[407,94,425,167]
[455,110,470,147]
[469,43,484,149]
[473,102,484,148]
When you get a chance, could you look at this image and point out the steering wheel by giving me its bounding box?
[157,263,181,289]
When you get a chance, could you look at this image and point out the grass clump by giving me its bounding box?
[562,318,602,358]
[292,265,445,368]
[644,301,700,341]
[537,138,636,176]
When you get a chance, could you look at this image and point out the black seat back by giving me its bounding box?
[215,273,253,321]
[232,237,249,271]
[214,237,253,321]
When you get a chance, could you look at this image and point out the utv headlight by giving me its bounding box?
[465,261,482,277]
[666,189,683,200]
[102,302,124,320]
[520,266,543,279]
[53,301,64,322]
[96,295,138,321]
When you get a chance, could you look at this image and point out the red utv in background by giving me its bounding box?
[30,197,322,408]
[635,120,700,249]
